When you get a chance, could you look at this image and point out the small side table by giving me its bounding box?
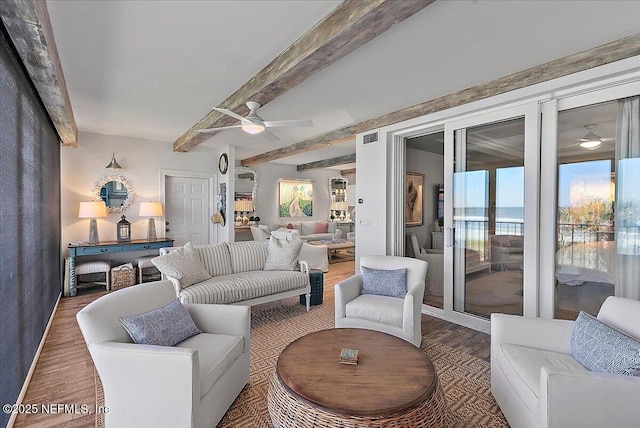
[300,269,323,306]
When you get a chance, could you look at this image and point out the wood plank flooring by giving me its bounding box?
[13,259,490,427]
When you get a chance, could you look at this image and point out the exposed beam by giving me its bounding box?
[0,0,77,147]
[242,136,354,166]
[341,168,356,176]
[242,33,640,166]
[297,153,356,172]
[173,0,433,152]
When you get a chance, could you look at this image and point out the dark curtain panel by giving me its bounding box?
[0,21,61,426]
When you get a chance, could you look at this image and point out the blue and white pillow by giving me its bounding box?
[570,311,640,376]
[151,242,211,288]
[120,299,201,346]
[361,266,407,298]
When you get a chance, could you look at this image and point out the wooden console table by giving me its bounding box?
[67,238,174,296]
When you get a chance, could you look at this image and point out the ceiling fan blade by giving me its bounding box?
[196,125,242,133]
[261,129,280,143]
[263,119,312,128]
[212,107,246,122]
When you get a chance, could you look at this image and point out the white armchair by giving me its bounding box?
[76,280,250,428]
[335,255,428,347]
[491,296,640,428]
[408,233,444,299]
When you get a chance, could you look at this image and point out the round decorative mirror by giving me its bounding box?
[92,174,135,214]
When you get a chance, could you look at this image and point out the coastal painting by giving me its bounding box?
[279,180,313,217]
[405,173,424,226]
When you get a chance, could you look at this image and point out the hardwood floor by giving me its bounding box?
[13,259,490,427]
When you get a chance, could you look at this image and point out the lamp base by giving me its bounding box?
[89,218,99,244]
[147,218,157,241]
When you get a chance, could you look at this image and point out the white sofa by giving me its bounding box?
[76,281,250,428]
[160,241,311,310]
[276,220,342,241]
[491,296,640,428]
[335,255,428,347]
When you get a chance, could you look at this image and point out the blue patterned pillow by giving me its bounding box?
[570,311,640,376]
[120,299,201,346]
[361,266,407,298]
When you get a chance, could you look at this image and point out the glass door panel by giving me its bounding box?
[554,101,620,320]
[452,118,524,319]
[445,104,538,331]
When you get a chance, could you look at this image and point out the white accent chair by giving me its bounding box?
[491,296,640,428]
[408,233,444,300]
[334,255,428,347]
[76,280,250,428]
[250,225,329,272]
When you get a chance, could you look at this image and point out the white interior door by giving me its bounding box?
[165,175,211,246]
[443,103,540,332]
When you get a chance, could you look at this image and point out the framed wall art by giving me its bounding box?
[279,179,313,217]
[405,172,424,226]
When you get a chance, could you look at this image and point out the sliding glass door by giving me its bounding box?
[540,82,640,319]
[444,105,539,332]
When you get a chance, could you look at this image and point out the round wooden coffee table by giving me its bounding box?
[267,328,446,427]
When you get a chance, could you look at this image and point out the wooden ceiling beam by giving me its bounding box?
[241,33,640,166]
[297,153,356,172]
[0,0,77,147]
[242,136,354,166]
[341,168,356,176]
[173,0,433,152]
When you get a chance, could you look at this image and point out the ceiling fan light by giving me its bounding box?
[579,140,602,150]
[578,124,602,150]
[242,121,265,134]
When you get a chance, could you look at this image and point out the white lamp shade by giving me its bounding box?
[139,202,163,217]
[78,201,107,218]
[235,200,253,212]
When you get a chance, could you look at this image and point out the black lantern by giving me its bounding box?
[117,215,131,242]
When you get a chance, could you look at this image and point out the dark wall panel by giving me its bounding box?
[0,20,61,427]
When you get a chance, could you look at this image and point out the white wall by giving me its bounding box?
[61,132,218,255]
[406,147,444,254]
[252,163,341,227]
[354,129,386,266]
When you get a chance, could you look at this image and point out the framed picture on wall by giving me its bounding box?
[405,172,424,226]
[279,179,313,217]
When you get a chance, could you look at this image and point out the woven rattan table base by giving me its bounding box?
[267,371,446,428]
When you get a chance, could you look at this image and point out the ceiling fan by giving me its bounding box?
[196,101,312,142]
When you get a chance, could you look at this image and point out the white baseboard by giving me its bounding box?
[7,292,61,428]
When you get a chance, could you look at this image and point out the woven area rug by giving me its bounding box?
[97,301,507,427]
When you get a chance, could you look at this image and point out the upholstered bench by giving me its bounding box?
[70,259,111,291]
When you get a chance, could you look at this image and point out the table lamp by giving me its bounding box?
[78,201,107,244]
[139,202,163,240]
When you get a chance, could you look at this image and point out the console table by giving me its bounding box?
[67,238,174,296]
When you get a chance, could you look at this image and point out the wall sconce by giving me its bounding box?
[78,201,107,244]
[105,152,123,171]
[139,202,163,241]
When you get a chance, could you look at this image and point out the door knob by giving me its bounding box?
[166,228,170,232]
[165,221,170,225]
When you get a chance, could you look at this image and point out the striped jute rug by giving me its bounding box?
[97,301,507,427]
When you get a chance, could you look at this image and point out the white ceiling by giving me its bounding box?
[46,0,640,166]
